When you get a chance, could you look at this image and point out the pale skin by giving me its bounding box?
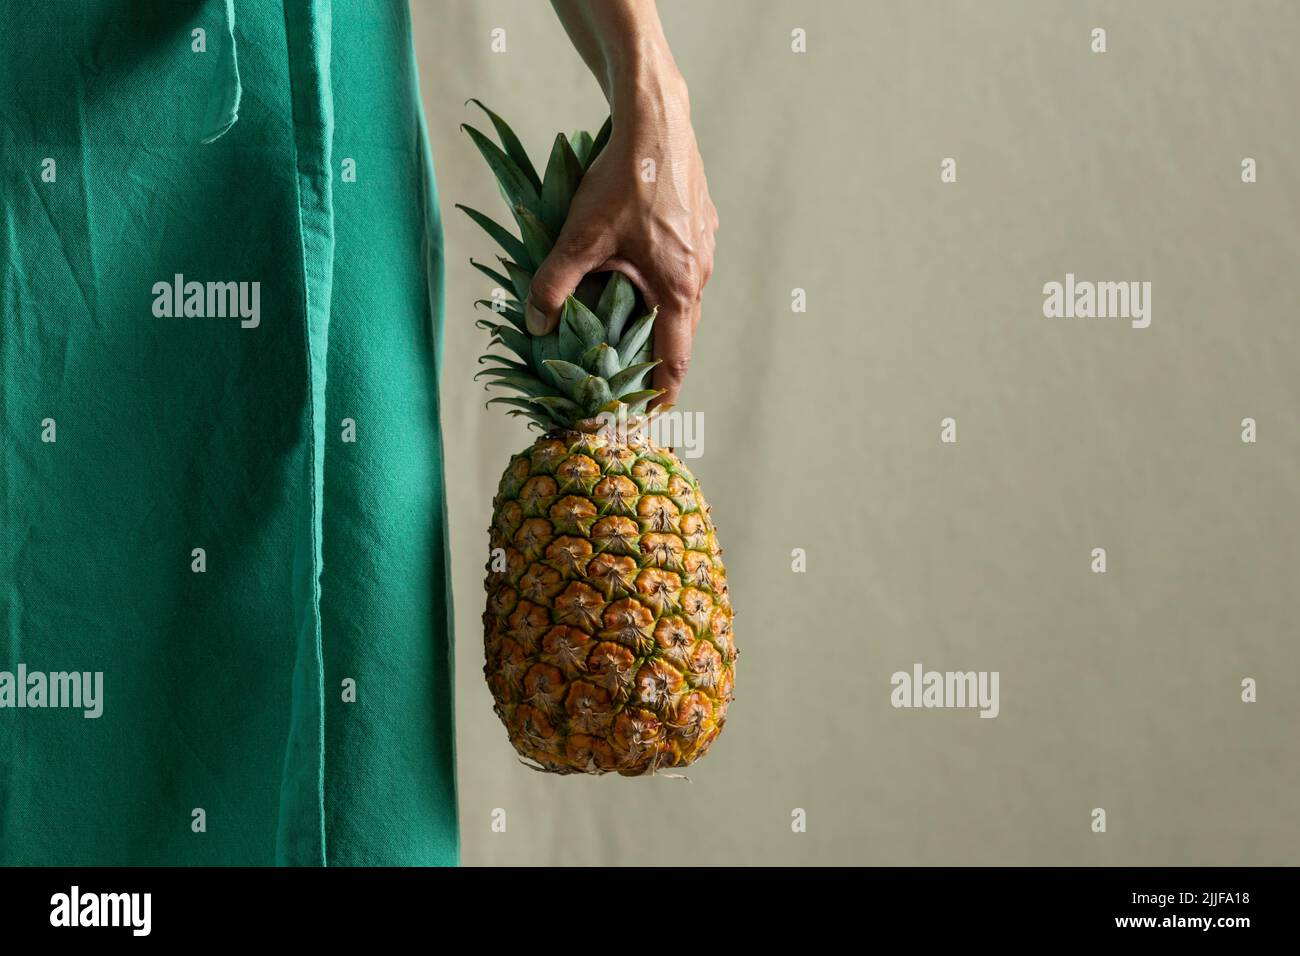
[533,0,719,407]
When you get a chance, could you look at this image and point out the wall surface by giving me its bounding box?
[411,0,1300,865]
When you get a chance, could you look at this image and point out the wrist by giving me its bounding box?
[605,39,688,120]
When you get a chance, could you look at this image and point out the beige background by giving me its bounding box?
[411,0,1300,865]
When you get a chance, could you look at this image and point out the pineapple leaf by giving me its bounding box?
[539,133,585,235]
[577,375,614,412]
[466,99,542,193]
[574,374,613,413]
[512,203,554,266]
[563,296,605,349]
[598,347,621,380]
[493,324,535,362]
[505,409,553,431]
[569,129,594,166]
[462,123,541,220]
[530,395,584,419]
[532,330,564,388]
[473,361,522,382]
[487,396,549,419]
[616,308,657,365]
[499,259,534,303]
[470,259,514,295]
[579,342,620,379]
[474,300,526,332]
[597,272,637,345]
[558,309,585,363]
[540,359,588,400]
[620,388,664,413]
[587,115,613,169]
[607,359,660,396]
[479,370,555,398]
[457,204,533,270]
[478,354,531,372]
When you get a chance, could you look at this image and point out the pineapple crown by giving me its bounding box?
[458,100,662,433]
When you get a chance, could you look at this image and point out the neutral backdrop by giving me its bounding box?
[410,0,1300,865]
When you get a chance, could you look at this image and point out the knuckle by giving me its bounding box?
[528,274,564,306]
[662,355,693,380]
[560,221,605,254]
[664,260,702,302]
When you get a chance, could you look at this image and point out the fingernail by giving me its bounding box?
[525,300,550,335]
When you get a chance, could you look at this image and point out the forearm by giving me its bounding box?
[549,0,687,120]
[538,0,717,407]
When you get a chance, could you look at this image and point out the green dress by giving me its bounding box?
[0,0,458,865]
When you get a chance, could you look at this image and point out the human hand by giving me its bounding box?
[524,68,718,408]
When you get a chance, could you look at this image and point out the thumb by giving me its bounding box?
[525,221,613,335]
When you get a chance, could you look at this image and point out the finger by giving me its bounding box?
[697,234,715,297]
[526,222,614,335]
[651,297,696,408]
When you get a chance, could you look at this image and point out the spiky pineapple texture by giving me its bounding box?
[463,104,737,775]
[458,100,661,430]
[485,430,735,775]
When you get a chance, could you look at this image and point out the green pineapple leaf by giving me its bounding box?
[474,300,525,332]
[587,115,612,169]
[512,203,554,266]
[539,133,585,235]
[499,259,534,303]
[577,375,614,412]
[477,353,530,371]
[457,204,533,270]
[597,272,637,345]
[530,395,584,420]
[540,359,588,399]
[466,99,542,193]
[579,342,620,379]
[531,330,564,388]
[478,370,554,398]
[470,258,514,295]
[473,364,517,380]
[620,388,664,413]
[568,129,594,166]
[505,408,553,430]
[486,396,546,415]
[607,360,660,396]
[492,324,535,363]
[558,310,585,363]
[562,296,605,348]
[616,309,657,365]
[462,123,541,216]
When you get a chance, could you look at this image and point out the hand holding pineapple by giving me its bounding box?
[460,3,731,776]
[528,0,719,408]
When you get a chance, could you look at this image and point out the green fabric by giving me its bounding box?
[0,0,458,865]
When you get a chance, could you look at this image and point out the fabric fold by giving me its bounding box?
[275,0,335,867]
[200,0,242,144]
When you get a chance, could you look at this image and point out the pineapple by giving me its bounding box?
[460,102,736,775]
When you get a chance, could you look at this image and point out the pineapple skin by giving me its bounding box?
[484,428,736,775]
